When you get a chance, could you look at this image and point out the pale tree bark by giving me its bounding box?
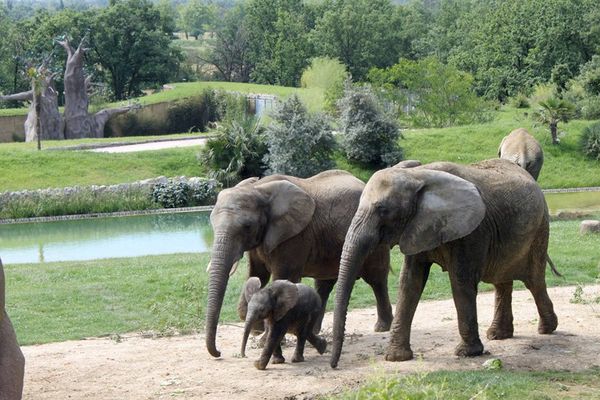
[0,75,64,142]
[58,37,132,139]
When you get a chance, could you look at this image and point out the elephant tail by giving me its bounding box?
[546,254,563,277]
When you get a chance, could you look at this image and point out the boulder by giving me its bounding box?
[580,220,600,234]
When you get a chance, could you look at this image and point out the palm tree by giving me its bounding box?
[534,98,576,145]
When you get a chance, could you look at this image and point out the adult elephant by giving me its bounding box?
[498,128,543,180]
[206,170,393,358]
[0,258,25,400]
[330,159,558,368]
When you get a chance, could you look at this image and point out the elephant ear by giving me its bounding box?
[270,280,299,321]
[256,180,316,253]
[399,170,486,256]
[243,276,262,303]
[498,136,507,157]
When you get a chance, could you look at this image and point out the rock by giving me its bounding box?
[482,358,503,370]
[580,220,600,234]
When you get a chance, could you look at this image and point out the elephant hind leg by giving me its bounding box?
[487,281,514,340]
[524,278,558,334]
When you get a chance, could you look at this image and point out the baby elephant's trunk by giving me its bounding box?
[240,317,254,358]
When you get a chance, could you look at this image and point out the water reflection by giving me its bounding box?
[0,212,213,264]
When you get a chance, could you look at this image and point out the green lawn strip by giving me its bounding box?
[331,369,600,400]
[0,146,204,191]
[3,218,598,345]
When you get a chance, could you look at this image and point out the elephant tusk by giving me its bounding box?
[205,260,211,273]
[229,260,240,277]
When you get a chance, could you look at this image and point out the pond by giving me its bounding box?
[0,211,213,264]
[0,191,599,265]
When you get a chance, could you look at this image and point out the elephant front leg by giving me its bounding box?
[255,323,287,370]
[487,281,514,340]
[449,273,483,357]
[385,257,431,362]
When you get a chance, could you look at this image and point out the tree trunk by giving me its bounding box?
[550,122,559,145]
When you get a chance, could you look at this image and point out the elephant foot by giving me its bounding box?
[313,337,327,355]
[385,346,413,362]
[538,313,558,334]
[271,354,286,364]
[374,319,392,332]
[454,339,484,357]
[486,325,514,340]
[291,353,304,363]
[254,360,267,370]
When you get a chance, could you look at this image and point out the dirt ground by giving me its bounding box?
[22,285,600,400]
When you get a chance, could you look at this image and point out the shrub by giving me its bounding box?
[301,57,349,114]
[510,93,530,109]
[198,115,268,187]
[579,96,600,120]
[338,83,403,167]
[264,94,336,177]
[580,122,600,161]
[166,89,220,133]
[151,178,220,208]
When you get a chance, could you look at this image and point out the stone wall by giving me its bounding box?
[0,114,26,142]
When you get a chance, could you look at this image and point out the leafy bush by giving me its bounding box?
[338,83,403,168]
[368,57,492,128]
[264,94,336,177]
[510,93,530,109]
[580,122,600,161]
[151,178,220,208]
[301,57,349,114]
[198,115,268,187]
[579,96,600,120]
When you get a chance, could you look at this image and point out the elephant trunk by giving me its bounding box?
[330,212,379,368]
[205,233,240,358]
[240,310,259,358]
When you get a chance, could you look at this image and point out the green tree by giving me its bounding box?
[245,0,313,86]
[300,57,348,113]
[369,57,490,128]
[264,94,336,177]
[178,0,215,40]
[338,82,403,167]
[311,0,403,81]
[90,0,182,100]
[534,98,576,145]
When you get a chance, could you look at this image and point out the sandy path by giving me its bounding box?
[89,138,207,153]
[22,285,600,400]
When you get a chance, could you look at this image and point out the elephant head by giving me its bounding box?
[330,167,486,368]
[240,278,299,358]
[205,179,315,357]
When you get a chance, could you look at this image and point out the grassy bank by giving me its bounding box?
[331,369,600,399]
[4,217,598,345]
[1,108,599,193]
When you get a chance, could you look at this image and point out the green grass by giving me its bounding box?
[0,80,325,116]
[4,217,598,345]
[331,369,600,399]
[0,145,204,191]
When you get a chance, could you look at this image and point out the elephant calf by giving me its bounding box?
[241,278,327,370]
[0,258,25,400]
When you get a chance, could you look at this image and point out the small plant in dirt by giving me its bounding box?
[580,122,600,161]
[338,82,403,168]
[264,94,336,177]
[198,115,268,187]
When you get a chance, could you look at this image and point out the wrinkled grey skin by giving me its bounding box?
[498,128,543,180]
[331,159,558,368]
[241,278,327,370]
[206,170,392,358]
[0,259,25,400]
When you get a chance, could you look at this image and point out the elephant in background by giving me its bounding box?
[0,258,25,400]
[330,159,558,368]
[206,170,393,358]
[241,278,326,370]
[498,128,543,180]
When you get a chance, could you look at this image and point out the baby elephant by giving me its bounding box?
[240,278,327,370]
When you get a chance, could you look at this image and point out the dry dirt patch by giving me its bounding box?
[22,285,600,399]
